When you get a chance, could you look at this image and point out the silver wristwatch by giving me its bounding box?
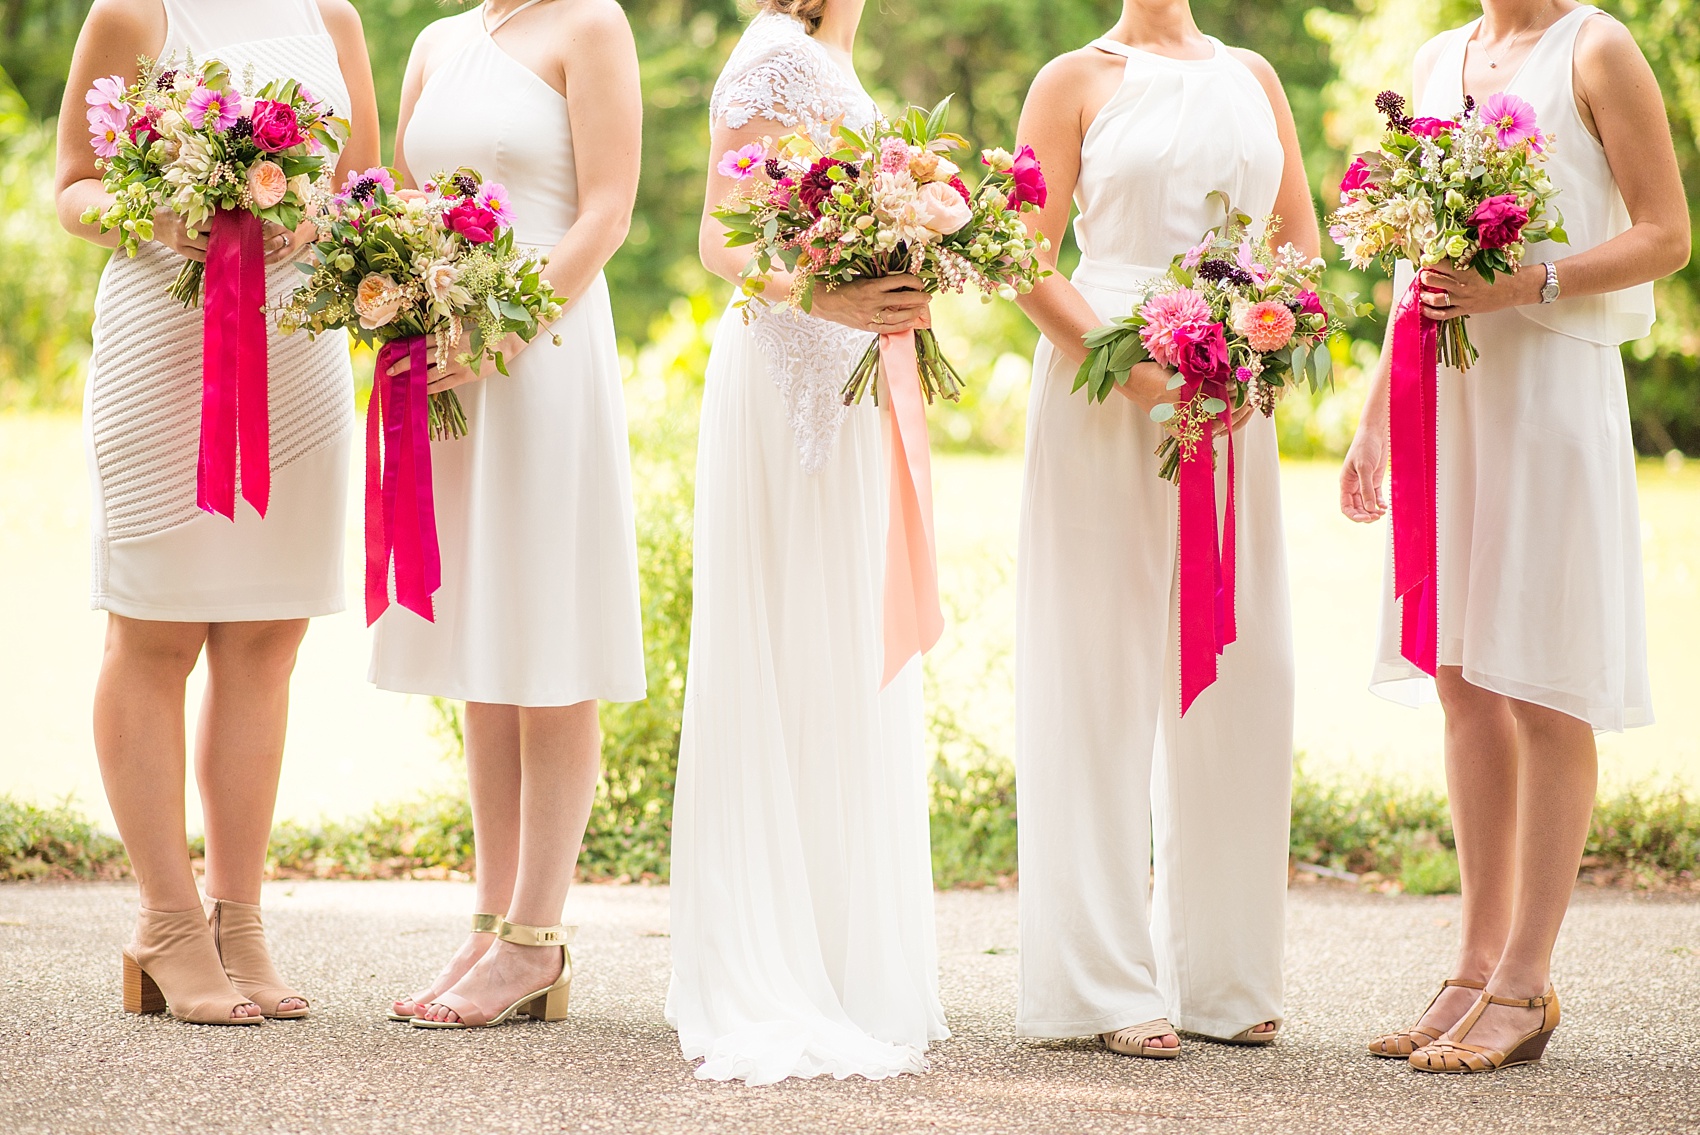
[1539,261,1561,304]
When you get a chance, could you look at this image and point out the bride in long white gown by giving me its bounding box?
[666,0,950,1086]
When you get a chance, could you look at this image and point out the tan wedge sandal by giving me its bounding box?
[388,913,501,1022]
[411,919,575,1030]
[1409,987,1560,1074]
[206,897,309,1019]
[1100,1018,1181,1059]
[122,906,262,1026]
[1225,1022,1280,1046]
[1368,978,1486,1058]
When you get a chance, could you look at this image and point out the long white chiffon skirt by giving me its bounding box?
[666,306,948,1085]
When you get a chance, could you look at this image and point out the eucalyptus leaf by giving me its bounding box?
[1151,402,1176,423]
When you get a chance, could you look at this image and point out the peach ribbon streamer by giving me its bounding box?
[880,331,944,687]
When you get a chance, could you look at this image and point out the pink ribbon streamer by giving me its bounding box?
[365,336,442,626]
[1390,277,1439,675]
[1177,380,1238,716]
[198,208,269,520]
[880,331,944,688]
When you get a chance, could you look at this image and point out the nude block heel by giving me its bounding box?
[122,951,166,1015]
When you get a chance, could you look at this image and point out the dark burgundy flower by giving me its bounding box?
[1171,320,1230,384]
[948,175,971,203]
[798,157,848,216]
[1375,90,1408,126]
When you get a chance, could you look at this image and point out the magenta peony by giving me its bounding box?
[250,100,307,152]
[445,201,499,243]
[1471,194,1529,250]
[1006,144,1047,209]
[1171,320,1230,384]
[1339,156,1376,196]
[1407,117,1456,138]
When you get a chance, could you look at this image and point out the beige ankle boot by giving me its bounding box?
[206,897,309,1019]
[123,906,262,1025]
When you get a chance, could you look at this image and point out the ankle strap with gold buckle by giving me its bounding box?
[496,920,576,947]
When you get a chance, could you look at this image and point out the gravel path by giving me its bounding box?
[2,881,1696,1134]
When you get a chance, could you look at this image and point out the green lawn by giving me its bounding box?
[3,411,1696,832]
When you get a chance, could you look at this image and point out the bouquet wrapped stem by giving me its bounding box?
[169,261,206,308]
[842,327,964,406]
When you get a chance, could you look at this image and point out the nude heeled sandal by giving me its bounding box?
[1368,978,1486,1058]
[410,919,575,1030]
[1409,987,1560,1074]
[1100,1018,1181,1059]
[388,913,501,1022]
[1224,1023,1280,1046]
[206,897,309,1019]
[122,906,262,1025]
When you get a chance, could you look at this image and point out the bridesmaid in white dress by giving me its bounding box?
[1342,1,1689,1074]
[668,0,949,1084]
[54,0,379,1024]
[372,0,645,1028]
[1011,0,1319,1058]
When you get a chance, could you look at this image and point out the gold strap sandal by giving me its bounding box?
[206,898,309,1019]
[388,912,501,1022]
[122,906,262,1026]
[411,920,576,1030]
[1368,978,1486,1058]
[1410,987,1561,1074]
[1100,1018,1181,1060]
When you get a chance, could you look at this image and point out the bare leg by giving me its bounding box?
[1451,698,1596,1052]
[1406,666,1520,1036]
[417,701,602,1024]
[395,701,521,1015]
[92,614,259,1020]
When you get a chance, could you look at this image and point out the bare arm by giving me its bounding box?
[318,0,382,181]
[1229,48,1320,259]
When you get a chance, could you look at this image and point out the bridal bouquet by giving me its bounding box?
[276,166,564,440]
[82,55,349,305]
[1326,89,1564,370]
[1075,196,1354,481]
[712,98,1051,405]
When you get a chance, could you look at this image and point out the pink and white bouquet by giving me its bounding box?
[82,55,349,305]
[1327,89,1565,369]
[712,98,1051,405]
[1075,197,1353,481]
[276,166,564,440]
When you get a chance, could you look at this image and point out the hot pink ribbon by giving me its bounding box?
[365,336,442,626]
[880,331,944,688]
[1177,379,1238,716]
[198,208,269,519]
[1390,277,1439,675]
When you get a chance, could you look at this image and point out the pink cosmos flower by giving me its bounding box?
[1006,144,1047,210]
[717,143,766,180]
[86,75,127,114]
[186,86,239,132]
[475,183,515,228]
[1181,235,1214,270]
[1171,320,1230,384]
[1339,156,1376,196]
[87,109,123,158]
[1138,287,1213,369]
[1238,300,1297,352]
[1236,239,1271,287]
[1471,193,1529,250]
[880,137,912,173]
[1479,92,1539,149]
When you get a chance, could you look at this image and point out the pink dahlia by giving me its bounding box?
[1479,92,1539,149]
[186,86,239,132]
[717,143,766,180]
[1238,300,1297,352]
[1138,287,1212,369]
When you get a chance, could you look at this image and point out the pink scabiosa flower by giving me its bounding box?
[475,182,515,228]
[1237,300,1297,352]
[717,143,766,180]
[185,85,240,132]
[1138,287,1212,369]
[1479,92,1539,149]
[880,137,912,173]
[1006,144,1047,209]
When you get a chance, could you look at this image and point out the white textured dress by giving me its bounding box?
[84,0,353,621]
[1372,6,1654,732]
[1015,38,1295,1041]
[666,11,948,1085]
[367,4,645,708]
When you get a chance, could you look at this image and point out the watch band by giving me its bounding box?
[1540,261,1560,304]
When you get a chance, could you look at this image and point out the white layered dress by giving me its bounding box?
[1371,6,1654,732]
[666,11,948,1085]
[84,0,354,621]
[1015,37,1295,1041]
[367,5,644,707]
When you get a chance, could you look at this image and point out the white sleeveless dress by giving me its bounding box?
[1372,6,1654,732]
[1015,37,1294,1041]
[666,11,948,1085]
[83,0,354,621]
[367,2,644,708]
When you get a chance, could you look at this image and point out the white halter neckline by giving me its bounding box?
[483,0,551,35]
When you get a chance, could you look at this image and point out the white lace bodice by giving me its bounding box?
[710,11,879,473]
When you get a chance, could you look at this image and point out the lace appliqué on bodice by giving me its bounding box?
[711,12,878,472]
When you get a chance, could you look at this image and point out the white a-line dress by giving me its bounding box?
[1372,6,1654,731]
[1015,37,1295,1041]
[84,0,353,621]
[367,3,644,708]
[666,10,949,1085]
